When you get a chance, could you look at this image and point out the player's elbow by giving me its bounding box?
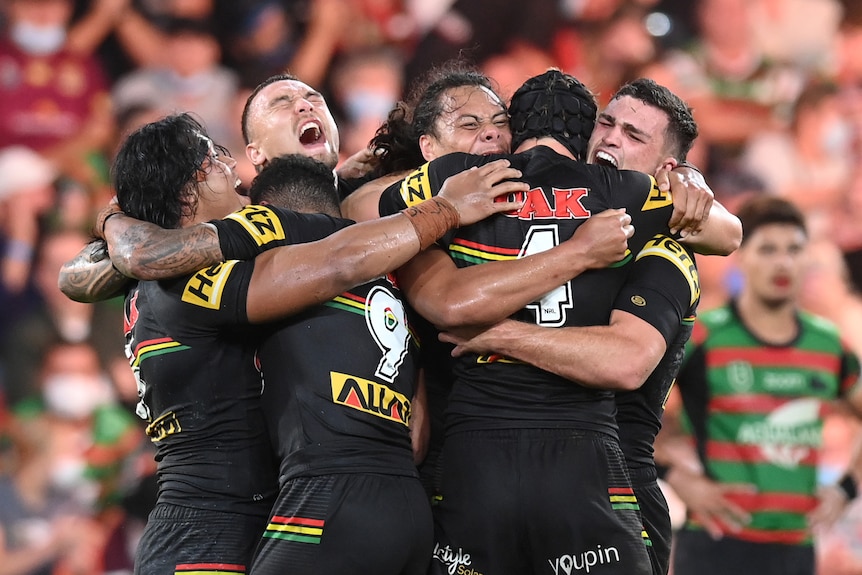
[57,267,94,303]
[609,363,652,391]
[113,249,153,281]
[429,302,478,331]
[606,340,664,391]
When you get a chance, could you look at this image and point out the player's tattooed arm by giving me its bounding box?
[59,239,131,303]
[104,214,224,280]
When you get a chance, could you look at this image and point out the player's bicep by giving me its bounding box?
[170,260,255,326]
[613,236,698,345]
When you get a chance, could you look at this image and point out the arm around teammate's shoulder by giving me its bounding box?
[245,168,526,323]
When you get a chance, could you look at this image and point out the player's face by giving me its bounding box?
[198,133,247,213]
[420,85,511,161]
[587,95,673,175]
[245,79,340,171]
[738,223,808,308]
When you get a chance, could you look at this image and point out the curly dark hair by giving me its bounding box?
[112,113,215,229]
[369,60,503,177]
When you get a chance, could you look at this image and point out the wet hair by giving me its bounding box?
[241,73,300,145]
[370,60,503,176]
[509,68,597,161]
[248,154,340,215]
[113,113,212,229]
[610,78,698,161]
[736,196,807,245]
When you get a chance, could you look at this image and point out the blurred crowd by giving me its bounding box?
[1,0,862,573]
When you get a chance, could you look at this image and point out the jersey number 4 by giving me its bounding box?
[519,225,573,327]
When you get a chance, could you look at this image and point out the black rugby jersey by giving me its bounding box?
[211,205,420,484]
[379,146,675,435]
[124,206,350,515]
[613,235,700,470]
[255,273,420,484]
[124,261,276,517]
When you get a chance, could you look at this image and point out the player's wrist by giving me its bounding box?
[94,202,124,239]
[673,160,702,176]
[401,197,460,250]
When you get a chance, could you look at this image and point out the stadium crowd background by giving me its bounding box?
[1,0,862,572]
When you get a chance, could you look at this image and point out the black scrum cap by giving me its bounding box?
[509,69,597,161]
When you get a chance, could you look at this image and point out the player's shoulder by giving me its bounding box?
[388,152,501,208]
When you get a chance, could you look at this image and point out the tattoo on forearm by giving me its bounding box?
[59,239,130,302]
[116,224,223,276]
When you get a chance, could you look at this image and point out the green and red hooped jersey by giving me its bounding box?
[676,301,861,545]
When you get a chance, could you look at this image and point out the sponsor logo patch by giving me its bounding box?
[182,261,238,309]
[223,205,286,246]
[330,372,411,425]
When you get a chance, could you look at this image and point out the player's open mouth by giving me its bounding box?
[299,121,323,145]
[594,150,618,168]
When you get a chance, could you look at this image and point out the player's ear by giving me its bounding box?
[246,143,265,168]
[655,156,677,177]
[418,134,436,162]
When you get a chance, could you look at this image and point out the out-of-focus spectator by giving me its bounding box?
[0,0,114,187]
[553,3,658,106]
[0,147,57,295]
[643,0,807,172]
[800,238,862,359]
[403,0,561,87]
[111,17,238,147]
[217,0,347,90]
[692,168,766,312]
[752,0,842,72]
[833,172,862,294]
[741,80,854,238]
[0,413,103,575]
[0,229,124,408]
[14,341,142,516]
[328,46,404,159]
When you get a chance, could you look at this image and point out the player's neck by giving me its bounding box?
[515,137,574,159]
[736,290,798,344]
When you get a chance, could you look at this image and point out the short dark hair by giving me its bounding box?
[370,60,502,176]
[736,196,807,245]
[611,78,698,161]
[248,154,340,214]
[113,113,213,229]
[241,73,299,145]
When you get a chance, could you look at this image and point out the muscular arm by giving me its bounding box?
[246,203,487,321]
[663,167,742,256]
[398,209,634,330]
[246,165,526,322]
[440,311,666,391]
[680,200,742,256]
[105,216,224,280]
[58,239,131,303]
